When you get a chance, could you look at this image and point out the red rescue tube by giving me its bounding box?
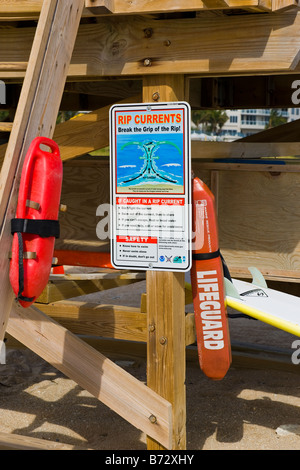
[190,177,231,380]
[9,137,63,308]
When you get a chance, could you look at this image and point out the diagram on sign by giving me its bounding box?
[116,136,184,194]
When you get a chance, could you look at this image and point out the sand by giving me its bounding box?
[1,279,300,451]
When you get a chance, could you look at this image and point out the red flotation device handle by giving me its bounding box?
[190,177,231,380]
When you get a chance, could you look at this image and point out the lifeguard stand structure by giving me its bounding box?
[0,0,300,450]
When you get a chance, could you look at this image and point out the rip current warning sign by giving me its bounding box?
[110,102,191,272]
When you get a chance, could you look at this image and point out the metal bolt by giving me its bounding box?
[149,324,155,332]
[149,414,157,424]
[164,39,171,47]
[144,28,153,38]
[159,336,167,345]
[59,203,67,212]
[143,58,152,67]
[152,92,160,101]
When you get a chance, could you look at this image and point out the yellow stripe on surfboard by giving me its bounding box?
[225,297,300,337]
[186,280,300,337]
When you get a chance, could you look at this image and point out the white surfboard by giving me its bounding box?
[225,268,300,337]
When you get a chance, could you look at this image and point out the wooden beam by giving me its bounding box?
[146,271,186,450]
[6,302,173,449]
[3,12,300,79]
[36,271,144,303]
[0,0,85,343]
[85,0,300,13]
[85,0,113,13]
[38,301,147,341]
[259,0,299,10]
[84,0,250,13]
[36,300,196,345]
[0,0,44,19]
[237,117,300,143]
[191,140,300,159]
[52,96,140,162]
[1,0,295,20]
[188,75,300,109]
[0,0,113,20]
[192,163,300,282]
[0,123,13,132]
[0,95,140,165]
[194,161,300,172]
[143,75,186,450]
[0,431,85,450]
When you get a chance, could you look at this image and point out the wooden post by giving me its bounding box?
[0,0,85,341]
[143,75,187,450]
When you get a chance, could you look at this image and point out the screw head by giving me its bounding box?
[144,28,153,38]
[149,414,157,424]
[152,92,160,101]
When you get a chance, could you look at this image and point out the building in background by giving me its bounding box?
[219,108,300,141]
[192,108,300,141]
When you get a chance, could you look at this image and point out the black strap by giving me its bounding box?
[192,249,220,261]
[15,232,34,303]
[192,248,254,320]
[11,218,60,303]
[220,253,232,282]
[11,218,60,239]
[192,249,233,282]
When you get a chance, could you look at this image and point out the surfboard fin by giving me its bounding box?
[224,277,240,299]
[248,267,268,289]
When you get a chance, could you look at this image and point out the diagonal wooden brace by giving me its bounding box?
[0,0,85,341]
[7,302,172,449]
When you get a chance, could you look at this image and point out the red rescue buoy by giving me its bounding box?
[190,177,231,380]
[9,137,63,308]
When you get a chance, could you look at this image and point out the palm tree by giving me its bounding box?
[192,110,228,134]
[191,110,211,130]
[265,109,287,129]
[205,110,228,134]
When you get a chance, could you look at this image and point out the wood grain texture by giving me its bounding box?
[3,12,300,79]
[146,271,186,449]
[213,170,300,279]
[7,302,173,449]
[0,0,85,341]
[0,0,113,19]
[2,0,296,19]
[144,74,186,450]
[38,300,196,345]
[191,140,300,160]
[0,96,141,164]
[40,301,147,342]
[85,0,298,13]
[58,158,300,282]
[0,431,84,450]
[191,163,300,281]
[56,161,110,253]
